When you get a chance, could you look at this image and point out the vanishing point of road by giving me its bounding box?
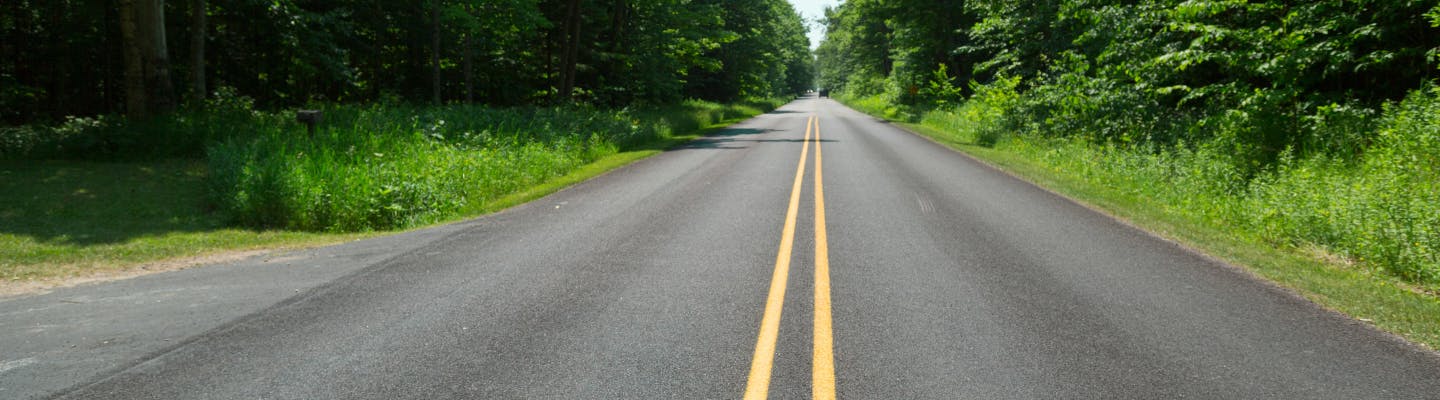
[5,95,1439,399]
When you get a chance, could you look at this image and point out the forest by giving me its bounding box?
[2,0,813,122]
[0,0,811,228]
[4,0,1438,291]
[817,0,1440,285]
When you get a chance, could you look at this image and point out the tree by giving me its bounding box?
[431,0,442,105]
[2,0,816,122]
[189,0,205,104]
[557,0,581,100]
[118,0,175,118]
[813,0,900,97]
[686,0,811,101]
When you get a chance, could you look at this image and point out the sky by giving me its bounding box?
[787,0,843,50]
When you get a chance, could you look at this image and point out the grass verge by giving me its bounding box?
[1,99,778,292]
[207,100,783,232]
[454,130,710,218]
[840,98,1440,350]
[0,160,371,288]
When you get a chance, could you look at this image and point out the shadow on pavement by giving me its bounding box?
[674,127,838,150]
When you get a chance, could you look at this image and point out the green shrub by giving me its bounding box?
[1247,88,1440,282]
[902,85,1440,284]
[0,87,275,161]
[205,99,776,232]
[206,105,640,231]
[8,97,774,232]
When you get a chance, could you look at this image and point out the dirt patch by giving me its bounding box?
[0,249,271,298]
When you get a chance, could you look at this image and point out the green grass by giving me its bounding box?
[207,100,784,232]
[839,96,1440,350]
[450,104,764,220]
[0,160,369,283]
[1,99,778,287]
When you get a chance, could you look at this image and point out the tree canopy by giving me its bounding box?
[817,0,1440,161]
[1,0,813,123]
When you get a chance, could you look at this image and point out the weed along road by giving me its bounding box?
[6,95,1440,399]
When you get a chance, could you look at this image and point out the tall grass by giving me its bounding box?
[206,100,780,232]
[0,87,280,161]
[3,94,781,232]
[206,105,623,231]
[900,85,1440,285]
[1247,91,1440,283]
[836,93,919,122]
[625,98,781,140]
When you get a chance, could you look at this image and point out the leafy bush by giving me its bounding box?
[0,86,274,161]
[844,70,890,99]
[921,76,1020,147]
[1247,88,1440,282]
[638,98,782,137]
[7,96,775,232]
[0,115,118,160]
[207,105,637,231]
[920,64,965,107]
[206,99,777,231]
[895,85,1440,284]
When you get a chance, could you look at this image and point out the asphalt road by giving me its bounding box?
[5,95,1439,399]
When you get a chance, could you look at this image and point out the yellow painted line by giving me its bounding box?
[812,116,837,400]
[743,116,813,400]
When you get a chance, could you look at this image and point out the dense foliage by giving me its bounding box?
[820,0,1440,283]
[816,0,978,106]
[1,0,812,124]
[3,1,808,232]
[819,0,1438,160]
[204,98,781,231]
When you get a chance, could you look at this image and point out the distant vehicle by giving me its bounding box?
[819,88,829,98]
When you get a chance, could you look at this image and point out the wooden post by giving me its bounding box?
[296,110,322,138]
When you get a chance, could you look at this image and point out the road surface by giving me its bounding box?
[4,95,1439,399]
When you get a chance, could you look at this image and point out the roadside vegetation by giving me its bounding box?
[1,0,808,286]
[0,159,364,283]
[0,98,778,284]
[818,0,1440,347]
[201,97,780,231]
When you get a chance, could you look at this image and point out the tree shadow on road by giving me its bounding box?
[673,127,838,150]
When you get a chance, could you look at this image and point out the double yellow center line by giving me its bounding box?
[743,115,836,400]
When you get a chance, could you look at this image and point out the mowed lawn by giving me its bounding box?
[0,160,361,284]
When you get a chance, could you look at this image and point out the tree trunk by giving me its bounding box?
[558,0,581,100]
[543,31,553,90]
[610,0,626,53]
[119,0,147,118]
[432,1,442,105]
[139,0,175,115]
[463,31,474,103]
[190,0,206,104]
[120,0,175,118]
